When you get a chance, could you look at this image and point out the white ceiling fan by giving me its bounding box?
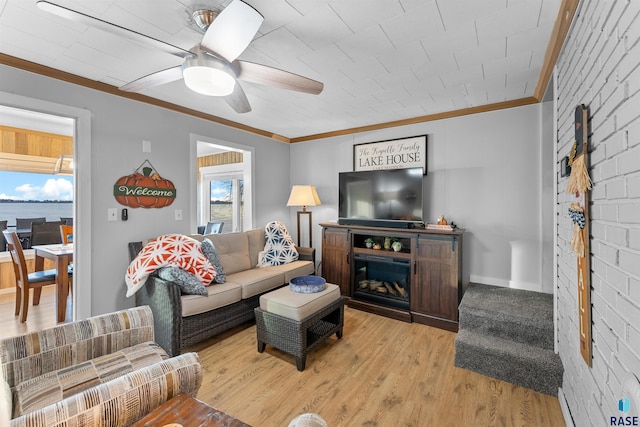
[36,0,324,114]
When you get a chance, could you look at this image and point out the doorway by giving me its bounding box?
[0,91,92,322]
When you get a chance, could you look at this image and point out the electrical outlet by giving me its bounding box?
[175,209,182,221]
[108,208,118,222]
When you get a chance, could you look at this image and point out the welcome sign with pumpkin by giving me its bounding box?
[113,160,176,208]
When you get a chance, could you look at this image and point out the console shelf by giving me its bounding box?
[320,222,464,332]
[352,247,411,259]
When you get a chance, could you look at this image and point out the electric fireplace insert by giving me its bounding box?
[353,253,410,310]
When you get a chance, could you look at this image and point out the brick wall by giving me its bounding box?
[556,1,640,425]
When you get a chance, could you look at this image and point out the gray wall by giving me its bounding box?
[291,103,554,293]
[555,1,640,425]
[0,64,291,316]
[1,58,556,314]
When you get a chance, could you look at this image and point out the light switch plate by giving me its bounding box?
[108,208,118,222]
[175,209,182,221]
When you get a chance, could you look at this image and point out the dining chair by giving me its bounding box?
[60,224,74,244]
[30,221,64,246]
[204,221,224,234]
[0,220,7,251]
[59,224,74,293]
[2,230,57,323]
[15,217,46,248]
[60,217,74,226]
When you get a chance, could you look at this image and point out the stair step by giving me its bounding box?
[458,283,554,350]
[454,329,563,396]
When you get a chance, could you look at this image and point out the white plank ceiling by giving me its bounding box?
[0,0,561,140]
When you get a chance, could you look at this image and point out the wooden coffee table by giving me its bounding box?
[131,393,251,427]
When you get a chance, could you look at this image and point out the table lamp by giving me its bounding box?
[287,185,321,247]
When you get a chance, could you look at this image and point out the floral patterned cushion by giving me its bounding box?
[257,221,299,267]
[156,267,208,295]
[201,238,226,284]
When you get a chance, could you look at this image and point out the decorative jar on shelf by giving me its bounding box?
[384,237,392,250]
[392,241,402,252]
[364,238,374,248]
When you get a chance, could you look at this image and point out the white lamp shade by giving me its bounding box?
[287,185,321,208]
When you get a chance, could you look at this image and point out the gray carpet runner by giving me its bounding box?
[454,283,563,395]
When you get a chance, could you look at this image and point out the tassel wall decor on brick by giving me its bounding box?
[567,104,592,367]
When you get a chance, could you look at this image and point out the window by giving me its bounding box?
[201,168,243,233]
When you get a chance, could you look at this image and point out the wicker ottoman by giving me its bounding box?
[254,283,344,371]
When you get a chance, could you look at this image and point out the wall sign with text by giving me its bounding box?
[353,135,427,174]
[113,160,176,209]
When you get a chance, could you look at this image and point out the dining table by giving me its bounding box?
[33,243,73,323]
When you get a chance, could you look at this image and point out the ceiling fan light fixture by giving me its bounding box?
[183,49,235,96]
[183,66,235,96]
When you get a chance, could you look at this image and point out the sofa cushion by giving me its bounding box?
[181,282,243,317]
[201,238,226,284]
[259,283,341,321]
[261,260,315,283]
[12,341,168,417]
[246,228,265,267]
[226,269,286,299]
[206,232,251,275]
[257,221,299,267]
[156,267,207,295]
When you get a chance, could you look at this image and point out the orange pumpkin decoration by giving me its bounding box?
[114,163,176,209]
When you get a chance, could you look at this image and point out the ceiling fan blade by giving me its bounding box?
[201,0,263,62]
[119,65,184,92]
[233,61,324,95]
[36,1,191,58]
[224,82,251,114]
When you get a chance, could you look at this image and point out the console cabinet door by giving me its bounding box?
[321,227,351,295]
[412,235,460,322]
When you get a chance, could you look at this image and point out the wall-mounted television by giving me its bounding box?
[338,167,424,228]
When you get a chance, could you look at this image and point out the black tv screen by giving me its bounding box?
[338,168,423,224]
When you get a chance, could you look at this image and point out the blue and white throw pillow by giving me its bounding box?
[258,221,299,267]
[201,238,226,284]
[156,267,208,296]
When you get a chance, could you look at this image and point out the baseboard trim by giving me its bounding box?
[558,387,574,427]
[469,275,510,287]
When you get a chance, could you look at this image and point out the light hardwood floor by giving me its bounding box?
[0,290,564,426]
[0,287,72,339]
[189,306,564,427]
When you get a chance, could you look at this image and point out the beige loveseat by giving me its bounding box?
[129,228,315,356]
[0,306,203,427]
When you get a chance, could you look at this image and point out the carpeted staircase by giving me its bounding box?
[454,283,563,395]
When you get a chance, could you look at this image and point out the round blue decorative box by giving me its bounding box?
[289,275,326,293]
